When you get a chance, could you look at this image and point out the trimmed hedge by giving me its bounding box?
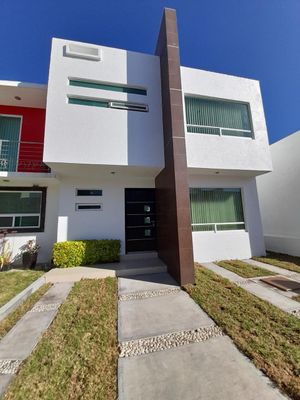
[52,240,121,268]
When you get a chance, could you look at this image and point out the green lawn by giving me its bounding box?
[0,270,44,307]
[185,265,300,400]
[0,284,51,340]
[253,252,300,274]
[217,259,276,278]
[4,278,118,400]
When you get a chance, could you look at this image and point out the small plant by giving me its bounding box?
[22,240,40,269]
[23,240,40,255]
[0,230,12,271]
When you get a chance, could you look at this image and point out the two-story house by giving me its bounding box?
[0,9,272,284]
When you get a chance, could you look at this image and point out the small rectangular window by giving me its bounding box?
[76,189,102,196]
[75,203,102,211]
[69,79,147,96]
[68,97,109,108]
[109,101,148,112]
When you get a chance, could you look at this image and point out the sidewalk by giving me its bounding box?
[118,273,287,400]
[0,283,73,397]
[202,262,300,317]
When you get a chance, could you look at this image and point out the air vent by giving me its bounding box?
[64,44,101,61]
[109,101,149,112]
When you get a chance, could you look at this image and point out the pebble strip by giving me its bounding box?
[119,287,181,301]
[119,325,224,358]
[0,359,22,375]
[30,302,60,313]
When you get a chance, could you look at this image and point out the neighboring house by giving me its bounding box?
[257,131,300,257]
[0,9,272,284]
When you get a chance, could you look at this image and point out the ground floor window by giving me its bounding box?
[189,188,245,232]
[0,187,46,232]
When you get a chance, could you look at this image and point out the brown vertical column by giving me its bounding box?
[155,8,194,285]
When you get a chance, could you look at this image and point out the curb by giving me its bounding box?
[0,275,46,322]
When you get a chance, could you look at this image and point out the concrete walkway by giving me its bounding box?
[245,259,300,282]
[45,254,167,283]
[118,273,287,400]
[203,262,300,317]
[0,282,73,396]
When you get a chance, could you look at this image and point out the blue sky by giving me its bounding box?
[1,0,299,143]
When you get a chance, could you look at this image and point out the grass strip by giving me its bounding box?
[217,259,276,278]
[0,284,51,340]
[253,252,300,274]
[185,265,300,400]
[292,295,300,303]
[0,270,44,307]
[4,278,118,400]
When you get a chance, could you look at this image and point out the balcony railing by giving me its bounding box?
[0,140,51,173]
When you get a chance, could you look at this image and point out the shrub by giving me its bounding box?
[52,240,120,268]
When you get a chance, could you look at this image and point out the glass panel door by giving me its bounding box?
[0,116,21,171]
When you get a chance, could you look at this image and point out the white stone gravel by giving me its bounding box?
[30,302,60,313]
[291,309,300,318]
[119,325,224,357]
[0,359,21,374]
[119,287,181,301]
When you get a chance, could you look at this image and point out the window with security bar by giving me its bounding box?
[189,188,245,232]
[185,97,253,138]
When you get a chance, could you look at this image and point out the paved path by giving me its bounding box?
[245,259,300,282]
[118,273,287,400]
[0,282,73,397]
[203,263,300,317]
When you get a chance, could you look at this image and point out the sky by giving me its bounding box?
[0,0,299,144]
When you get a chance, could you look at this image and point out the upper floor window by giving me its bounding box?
[185,97,253,138]
[69,79,147,96]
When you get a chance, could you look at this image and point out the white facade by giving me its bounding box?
[44,38,164,173]
[189,174,265,262]
[180,66,271,262]
[1,37,273,266]
[181,67,272,174]
[257,131,300,256]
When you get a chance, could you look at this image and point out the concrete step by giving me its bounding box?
[117,264,167,278]
[121,252,159,261]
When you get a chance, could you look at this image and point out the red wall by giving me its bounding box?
[0,105,46,172]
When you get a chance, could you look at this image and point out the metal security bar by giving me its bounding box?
[0,140,50,173]
[192,221,245,232]
[186,124,252,138]
[0,213,40,229]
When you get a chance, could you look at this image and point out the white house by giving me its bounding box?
[0,8,272,284]
[257,131,300,256]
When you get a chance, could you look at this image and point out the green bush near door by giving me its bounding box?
[52,240,121,268]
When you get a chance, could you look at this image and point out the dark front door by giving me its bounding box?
[125,188,156,252]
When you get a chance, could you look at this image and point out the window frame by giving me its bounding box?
[189,187,247,233]
[184,95,255,139]
[0,187,47,233]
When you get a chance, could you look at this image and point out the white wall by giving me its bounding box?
[44,38,164,170]
[3,182,59,264]
[181,67,272,175]
[189,174,266,262]
[56,175,155,255]
[257,131,300,256]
